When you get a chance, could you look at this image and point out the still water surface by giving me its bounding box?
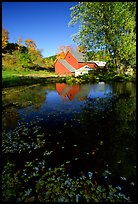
[2,82,136,198]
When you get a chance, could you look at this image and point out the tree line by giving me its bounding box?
[2,28,56,71]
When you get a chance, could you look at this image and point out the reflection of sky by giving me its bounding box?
[88,84,112,98]
[18,90,85,123]
[41,91,85,113]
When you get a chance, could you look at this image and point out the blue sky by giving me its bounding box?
[2,2,79,57]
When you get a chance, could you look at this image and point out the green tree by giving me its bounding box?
[69,2,136,71]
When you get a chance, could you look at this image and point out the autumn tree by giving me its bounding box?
[24,38,44,68]
[16,37,24,52]
[69,2,136,70]
[2,27,9,50]
[25,38,36,51]
[2,28,45,70]
[76,45,86,53]
[56,45,72,59]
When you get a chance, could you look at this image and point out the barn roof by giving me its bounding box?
[69,49,95,63]
[58,59,76,72]
[69,49,86,62]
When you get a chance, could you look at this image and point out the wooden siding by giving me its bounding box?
[64,51,79,69]
[55,59,72,75]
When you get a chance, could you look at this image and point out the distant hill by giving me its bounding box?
[45,55,56,61]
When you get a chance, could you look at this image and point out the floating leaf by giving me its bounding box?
[116,186,122,191]
[88,172,93,179]
[100,141,103,145]
[130,182,135,186]
[66,161,71,164]
[125,147,129,150]
[120,176,127,181]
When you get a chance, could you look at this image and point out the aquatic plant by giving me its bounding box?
[2,161,131,202]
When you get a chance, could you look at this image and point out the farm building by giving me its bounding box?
[55,49,106,76]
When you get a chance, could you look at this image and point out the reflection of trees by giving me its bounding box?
[108,95,136,178]
[78,91,136,179]
[2,84,53,110]
[2,84,56,128]
[112,82,136,96]
[19,86,46,110]
[2,107,19,129]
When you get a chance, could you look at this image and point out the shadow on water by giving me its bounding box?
[2,82,136,201]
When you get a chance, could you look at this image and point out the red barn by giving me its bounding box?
[55,49,98,76]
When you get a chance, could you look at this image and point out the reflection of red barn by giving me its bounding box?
[67,85,79,101]
[56,83,79,101]
[55,49,98,76]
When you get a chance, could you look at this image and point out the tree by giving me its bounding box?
[2,27,9,50]
[25,38,37,51]
[69,2,136,70]
[25,38,44,68]
[76,45,86,53]
[16,37,24,52]
[56,45,72,59]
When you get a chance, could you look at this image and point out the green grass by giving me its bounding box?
[2,69,65,88]
[2,69,56,78]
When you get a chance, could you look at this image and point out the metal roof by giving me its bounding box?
[59,59,76,72]
[69,49,95,63]
[69,49,86,62]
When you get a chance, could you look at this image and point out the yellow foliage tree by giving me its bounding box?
[76,45,86,53]
[25,38,36,51]
[16,37,23,51]
[2,27,9,50]
[56,45,72,59]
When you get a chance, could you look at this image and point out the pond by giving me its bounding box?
[2,82,136,201]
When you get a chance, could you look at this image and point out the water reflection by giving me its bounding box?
[2,82,135,130]
[2,82,136,193]
[56,83,113,101]
[2,106,19,129]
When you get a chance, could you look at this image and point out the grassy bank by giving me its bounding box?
[2,68,136,88]
[2,70,66,88]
